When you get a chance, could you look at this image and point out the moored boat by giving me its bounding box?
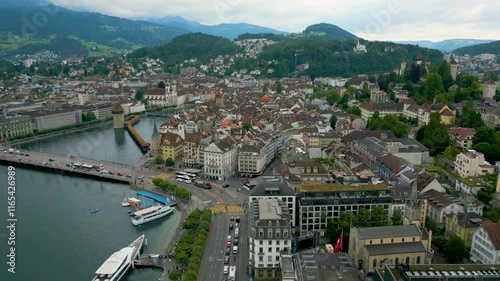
[91,235,144,281]
[130,205,173,226]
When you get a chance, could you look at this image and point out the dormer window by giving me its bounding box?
[268,229,273,238]
[276,220,280,226]
[259,229,264,238]
[268,221,272,226]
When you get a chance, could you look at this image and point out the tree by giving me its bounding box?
[158,81,166,88]
[325,218,339,244]
[391,210,403,225]
[438,61,453,90]
[276,80,282,93]
[357,208,370,227]
[423,72,445,101]
[443,236,467,264]
[409,64,421,83]
[155,157,164,165]
[326,89,340,105]
[370,207,388,227]
[242,122,251,130]
[473,126,496,146]
[329,115,338,130]
[168,270,182,281]
[135,87,146,101]
[421,113,450,156]
[346,106,361,116]
[458,101,484,129]
[83,111,96,122]
[165,157,175,167]
[443,146,460,161]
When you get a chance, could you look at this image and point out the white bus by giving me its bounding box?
[176,175,192,182]
[176,171,196,179]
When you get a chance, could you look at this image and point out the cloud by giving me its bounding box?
[50,0,500,41]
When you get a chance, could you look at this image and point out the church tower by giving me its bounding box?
[450,55,458,81]
[215,90,224,107]
[151,120,161,158]
[415,51,423,65]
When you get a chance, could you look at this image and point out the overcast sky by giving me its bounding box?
[50,0,499,41]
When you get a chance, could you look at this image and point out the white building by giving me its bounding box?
[353,40,367,53]
[203,137,238,181]
[470,222,500,264]
[454,150,494,178]
[248,198,292,280]
[238,139,267,177]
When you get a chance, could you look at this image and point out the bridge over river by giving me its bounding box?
[0,149,137,184]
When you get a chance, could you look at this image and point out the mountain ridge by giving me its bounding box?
[394,39,496,52]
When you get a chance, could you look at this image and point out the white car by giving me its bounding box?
[100,170,109,174]
[176,178,183,182]
[183,179,192,183]
[223,266,229,275]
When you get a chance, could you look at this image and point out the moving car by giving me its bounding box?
[223,183,229,188]
[117,172,123,176]
[223,266,229,274]
[224,256,230,264]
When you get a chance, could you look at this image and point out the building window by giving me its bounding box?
[373,259,377,268]
[370,240,372,244]
[406,256,410,264]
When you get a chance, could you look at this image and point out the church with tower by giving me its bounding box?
[144,81,178,107]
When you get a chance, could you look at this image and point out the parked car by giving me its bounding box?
[224,256,230,264]
[223,266,229,275]
[49,158,55,161]
[126,175,132,178]
[229,223,233,230]
[226,241,231,247]
[225,248,230,255]
[108,172,114,175]
[223,183,229,188]
[233,238,239,245]
[117,172,123,176]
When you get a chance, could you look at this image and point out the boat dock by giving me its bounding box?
[133,255,165,270]
[137,190,173,205]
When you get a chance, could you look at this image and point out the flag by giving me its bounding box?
[334,232,343,253]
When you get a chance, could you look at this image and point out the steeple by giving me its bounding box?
[152,120,159,138]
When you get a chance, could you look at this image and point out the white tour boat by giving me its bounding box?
[130,205,173,226]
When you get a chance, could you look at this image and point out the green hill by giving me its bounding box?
[129,33,241,66]
[254,39,442,78]
[303,23,359,40]
[0,5,188,57]
[453,40,500,55]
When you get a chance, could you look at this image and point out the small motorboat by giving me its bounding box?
[90,208,100,214]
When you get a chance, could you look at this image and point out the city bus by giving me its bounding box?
[176,171,196,179]
[176,175,192,183]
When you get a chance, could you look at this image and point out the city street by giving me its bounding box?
[198,213,229,281]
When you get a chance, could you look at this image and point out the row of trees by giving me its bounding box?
[152,178,191,201]
[171,209,212,281]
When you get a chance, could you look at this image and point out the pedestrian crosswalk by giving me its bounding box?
[227,205,244,214]
[210,206,227,214]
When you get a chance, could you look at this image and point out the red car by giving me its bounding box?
[117,172,123,176]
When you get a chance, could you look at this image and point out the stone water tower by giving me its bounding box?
[112,103,124,128]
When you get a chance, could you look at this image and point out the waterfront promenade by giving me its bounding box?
[0,148,135,183]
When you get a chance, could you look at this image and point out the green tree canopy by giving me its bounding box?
[330,115,338,130]
[473,126,497,146]
[242,122,251,130]
[346,106,361,116]
[420,112,450,156]
[83,111,97,122]
[135,87,146,100]
[443,235,467,264]
[458,101,484,129]
[391,210,403,226]
[423,72,445,102]
[326,89,340,105]
[165,157,175,167]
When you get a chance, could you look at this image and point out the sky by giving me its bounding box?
[49,0,500,41]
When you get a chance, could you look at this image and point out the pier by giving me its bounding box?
[0,150,135,184]
[126,115,150,153]
[137,190,173,205]
[133,255,166,270]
